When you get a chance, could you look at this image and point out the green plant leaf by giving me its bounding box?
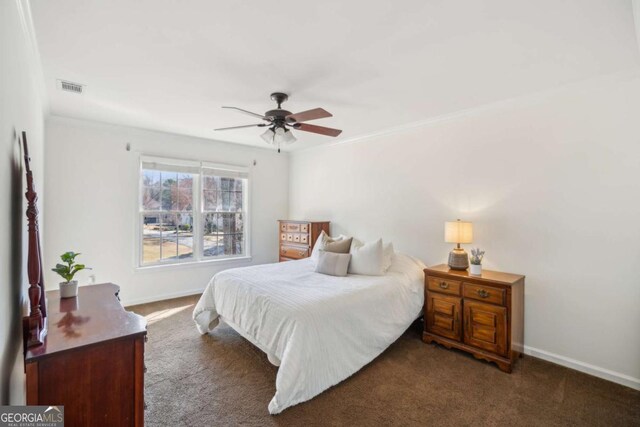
[54,251,92,282]
[52,266,73,282]
[61,251,81,263]
[52,264,69,274]
[70,264,89,275]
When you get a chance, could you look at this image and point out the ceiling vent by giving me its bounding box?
[57,80,84,94]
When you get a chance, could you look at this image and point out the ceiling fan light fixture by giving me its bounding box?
[260,127,275,144]
[261,127,296,146]
[219,93,341,152]
[279,128,297,145]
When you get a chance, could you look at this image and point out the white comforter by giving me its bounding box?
[193,254,425,414]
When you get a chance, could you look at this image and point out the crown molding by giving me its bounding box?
[47,114,289,156]
[15,0,49,116]
[292,68,640,155]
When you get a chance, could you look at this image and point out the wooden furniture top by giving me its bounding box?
[425,264,524,285]
[278,220,330,224]
[26,283,147,362]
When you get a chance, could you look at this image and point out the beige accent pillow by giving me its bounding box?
[324,237,353,254]
[315,251,351,277]
[311,230,345,258]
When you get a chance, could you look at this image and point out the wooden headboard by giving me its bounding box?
[22,131,47,349]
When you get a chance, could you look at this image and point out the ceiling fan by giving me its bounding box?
[215,92,342,152]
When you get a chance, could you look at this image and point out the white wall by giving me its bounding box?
[289,71,640,389]
[44,117,288,306]
[0,0,46,405]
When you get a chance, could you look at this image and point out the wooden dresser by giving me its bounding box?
[278,220,330,262]
[25,283,147,426]
[423,264,524,373]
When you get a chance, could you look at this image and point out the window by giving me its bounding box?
[139,157,249,267]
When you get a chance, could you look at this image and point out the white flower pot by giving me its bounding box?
[59,280,78,298]
[469,264,482,276]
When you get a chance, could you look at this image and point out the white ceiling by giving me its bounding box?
[30,0,640,151]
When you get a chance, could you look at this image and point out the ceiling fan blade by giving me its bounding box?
[286,108,332,123]
[215,123,268,131]
[293,123,342,137]
[222,106,271,120]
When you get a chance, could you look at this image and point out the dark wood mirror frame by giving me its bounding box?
[21,131,48,349]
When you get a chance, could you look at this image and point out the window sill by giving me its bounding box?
[135,256,253,272]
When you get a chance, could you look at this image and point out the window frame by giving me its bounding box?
[136,155,251,269]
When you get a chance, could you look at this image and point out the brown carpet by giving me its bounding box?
[128,295,640,426]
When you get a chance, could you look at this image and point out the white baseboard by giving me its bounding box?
[524,345,640,391]
[122,288,204,307]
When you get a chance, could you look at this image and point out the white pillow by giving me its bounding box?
[349,238,394,273]
[311,231,345,259]
[348,238,384,276]
[382,242,395,272]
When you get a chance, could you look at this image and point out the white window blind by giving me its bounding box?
[142,160,200,174]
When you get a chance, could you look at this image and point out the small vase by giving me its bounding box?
[469,264,482,276]
[59,280,78,298]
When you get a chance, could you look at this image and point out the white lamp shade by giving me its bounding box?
[261,127,297,145]
[260,128,275,144]
[444,220,473,244]
[280,128,297,144]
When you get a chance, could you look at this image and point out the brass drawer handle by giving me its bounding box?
[439,281,449,289]
[299,250,306,256]
[477,289,490,298]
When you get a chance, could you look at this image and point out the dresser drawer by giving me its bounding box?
[280,233,287,241]
[300,223,309,233]
[280,245,309,259]
[285,223,301,232]
[463,283,505,306]
[300,234,309,244]
[427,277,462,296]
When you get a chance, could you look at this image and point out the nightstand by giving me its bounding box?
[422,264,525,373]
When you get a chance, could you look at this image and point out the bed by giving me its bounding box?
[193,253,425,414]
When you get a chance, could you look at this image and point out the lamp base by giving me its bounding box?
[448,248,469,270]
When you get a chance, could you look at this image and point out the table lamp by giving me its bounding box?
[444,219,473,270]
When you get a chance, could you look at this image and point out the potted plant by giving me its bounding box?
[52,252,91,298]
[469,248,485,275]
